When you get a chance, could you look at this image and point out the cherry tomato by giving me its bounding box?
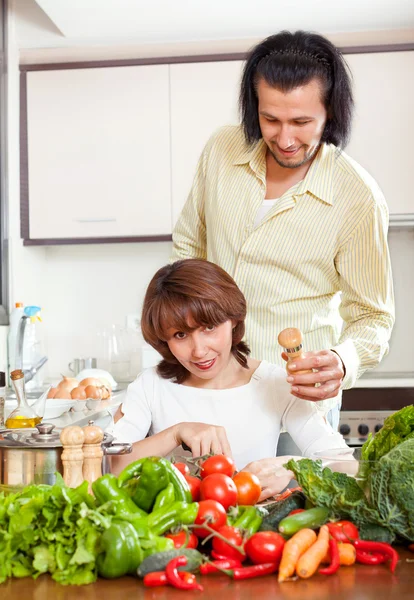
[232,471,261,505]
[212,525,246,561]
[245,531,285,565]
[173,462,190,476]
[193,499,227,538]
[185,474,201,502]
[200,473,238,510]
[200,455,236,479]
[165,530,198,549]
[327,521,359,543]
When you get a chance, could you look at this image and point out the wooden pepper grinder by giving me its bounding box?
[60,425,85,488]
[82,420,104,492]
[278,327,313,383]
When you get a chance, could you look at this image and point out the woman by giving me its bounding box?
[111,259,349,499]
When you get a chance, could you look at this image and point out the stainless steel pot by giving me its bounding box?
[0,423,131,490]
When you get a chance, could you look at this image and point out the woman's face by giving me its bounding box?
[166,319,234,385]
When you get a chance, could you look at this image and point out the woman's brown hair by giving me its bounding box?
[141,259,250,383]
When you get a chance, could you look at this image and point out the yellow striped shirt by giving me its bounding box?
[172,125,395,411]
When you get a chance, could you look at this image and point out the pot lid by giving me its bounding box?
[0,423,62,448]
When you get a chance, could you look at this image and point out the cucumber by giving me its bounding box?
[278,506,330,536]
[259,492,305,532]
[137,548,203,578]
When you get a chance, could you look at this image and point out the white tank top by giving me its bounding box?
[254,198,279,227]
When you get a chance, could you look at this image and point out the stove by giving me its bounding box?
[339,410,394,447]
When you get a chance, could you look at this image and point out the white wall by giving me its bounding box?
[6,7,414,380]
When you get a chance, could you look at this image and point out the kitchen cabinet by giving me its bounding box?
[169,60,244,224]
[22,64,172,242]
[345,50,414,222]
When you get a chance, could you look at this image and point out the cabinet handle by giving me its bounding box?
[74,218,117,223]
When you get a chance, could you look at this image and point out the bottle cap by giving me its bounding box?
[15,302,23,308]
[0,371,5,387]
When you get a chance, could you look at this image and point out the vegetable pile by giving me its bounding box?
[285,405,414,543]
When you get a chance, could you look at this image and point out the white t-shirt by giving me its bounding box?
[111,360,348,470]
[253,198,278,228]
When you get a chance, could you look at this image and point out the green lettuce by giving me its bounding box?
[0,475,107,585]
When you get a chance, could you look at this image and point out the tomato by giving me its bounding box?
[185,474,201,502]
[288,509,306,516]
[165,530,198,549]
[200,455,236,479]
[200,473,238,510]
[327,521,359,543]
[232,471,261,505]
[212,525,246,561]
[194,499,227,538]
[245,531,285,565]
[173,462,190,476]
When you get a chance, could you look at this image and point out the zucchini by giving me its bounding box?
[278,506,330,536]
[359,523,395,544]
[137,548,203,578]
[259,492,305,532]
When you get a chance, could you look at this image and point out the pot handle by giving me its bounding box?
[103,442,132,456]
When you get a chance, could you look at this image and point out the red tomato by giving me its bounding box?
[327,521,359,543]
[232,471,261,505]
[193,499,227,538]
[173,462,190,476]
[212,525,246,561]
[165,530,198,549]
[200,473,238,510]
[289,509,306,516]
[200,455,236,479]
[245,531,285,565]
[185,474,201,502]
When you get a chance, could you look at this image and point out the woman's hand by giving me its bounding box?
[173,422,233,458]
[243,456,299,501]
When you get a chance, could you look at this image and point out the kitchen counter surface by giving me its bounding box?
[1,549,413,600]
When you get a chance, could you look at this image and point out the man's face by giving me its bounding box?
[257,77,328,169]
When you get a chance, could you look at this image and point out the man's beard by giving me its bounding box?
[268,143,320,169]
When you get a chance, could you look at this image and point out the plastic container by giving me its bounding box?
[21,306,45,391]
[7,302,24,377]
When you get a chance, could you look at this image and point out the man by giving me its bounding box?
[171,30,395,441]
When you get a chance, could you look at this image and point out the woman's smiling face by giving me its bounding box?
[166,319,234,385]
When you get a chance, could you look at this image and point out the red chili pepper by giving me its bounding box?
[166,556,204,591]
[224,562,278,580]
[319,538,340,575]
[275,486,302,501]
[409,544,414,553]
[353,540,399,573]
[199,559,243,575]
[355,549,388,566]
[143,570,196,587]
[211,550,230,560]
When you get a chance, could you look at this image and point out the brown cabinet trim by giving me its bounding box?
[20,42,414,246]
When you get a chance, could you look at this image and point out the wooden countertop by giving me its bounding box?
[1,548,413,600]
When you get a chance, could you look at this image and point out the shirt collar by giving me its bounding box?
[233,139,337,205]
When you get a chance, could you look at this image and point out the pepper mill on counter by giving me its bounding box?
[60,426,85,488]
[82,420,104,492]
[278,327,313,383]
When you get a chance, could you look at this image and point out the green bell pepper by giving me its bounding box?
[92,474,147,518]
[153,482,175,511]
[96,520,143,579]
[131,457,170,512]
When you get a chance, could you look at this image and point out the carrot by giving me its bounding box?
[321,542,356,566]
[296,524,330,579]
[278,528,318,582]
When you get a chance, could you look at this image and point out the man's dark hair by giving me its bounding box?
[239,30,354,148]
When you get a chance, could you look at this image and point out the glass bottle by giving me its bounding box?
[5,369,41,429]
[0,371,5,427]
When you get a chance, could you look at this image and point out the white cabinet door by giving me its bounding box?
[345,51,414,216]
[169,60,245,225]
[26,65,171,239]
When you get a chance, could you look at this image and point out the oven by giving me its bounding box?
[339,384,414,448]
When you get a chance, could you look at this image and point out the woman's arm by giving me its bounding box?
[111,418,233,476]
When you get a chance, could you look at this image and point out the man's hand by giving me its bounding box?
[282,349,345,402]
[173,422,233,458]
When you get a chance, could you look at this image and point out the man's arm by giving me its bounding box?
[283,200,395,401]
[171,143,208,261]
